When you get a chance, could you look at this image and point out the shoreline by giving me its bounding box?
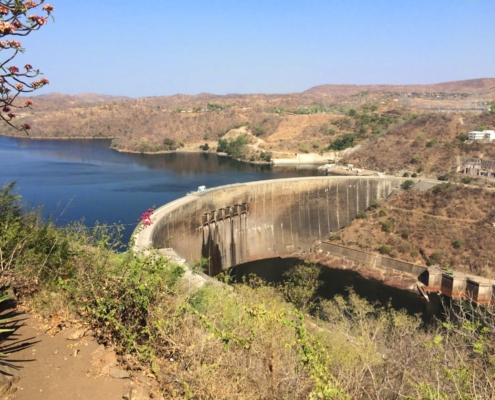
[0,133,330,167]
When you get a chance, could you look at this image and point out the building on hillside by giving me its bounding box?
[468,130,495,141]
[459,158,495,177]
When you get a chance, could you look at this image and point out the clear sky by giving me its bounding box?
[15,0,495,97]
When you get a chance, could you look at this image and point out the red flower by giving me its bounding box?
[21,123,31,130]
[42,4,55,12]
[25,99,34,106]
[0,6,9,15]
[7,113,16,119]
[8,66,19,74]
[16,83,23,90]
[2,107,10,112]
[25,64,33,70]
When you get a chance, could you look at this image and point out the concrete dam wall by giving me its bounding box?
[136,176,406,275]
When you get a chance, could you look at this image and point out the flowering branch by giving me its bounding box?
[137,208,154,228]
[0,1,54,133]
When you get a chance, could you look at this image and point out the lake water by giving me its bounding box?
[232,257,441,320]
[0,136,320,244]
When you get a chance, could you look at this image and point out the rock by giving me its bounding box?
[122,383,150,400]
[109,368,130,379]
[91,344,105,360]
[66,328,86,341]
[103,351,117,367]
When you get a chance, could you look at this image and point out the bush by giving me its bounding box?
[401,180,414,190]
[381,220,393,233]
[417,165,425,173]
[437,174,449,181]
[199,143,209,151]
[356,211,367,219]
[411,154,421,164]
[163,137,179,151]
[329,233,341,241]
[217,135,248,159]
[426,139,436,148]
[379,245,391,255]
[402,172,410,178]
[328,134,357,151]
[398,241,412,254]
[459,133,468,142]
[378,209,387,217]
[461,176,473,184]
[427,250,444,266]
[366,199,382,211]
[411,173,417,178]
[453,238,464,249]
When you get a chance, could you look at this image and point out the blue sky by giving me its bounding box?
[15,0,495,97]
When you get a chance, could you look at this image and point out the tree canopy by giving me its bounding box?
[0,1,54,132]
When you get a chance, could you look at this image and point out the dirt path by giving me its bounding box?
[0,309,153,400]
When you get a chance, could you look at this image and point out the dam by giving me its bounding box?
[134,175,495,304]
[135,176,407,275]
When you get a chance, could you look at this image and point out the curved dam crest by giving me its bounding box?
[135,176,409,275]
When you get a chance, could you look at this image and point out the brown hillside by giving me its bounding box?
[337,183,495,278]
[343,112,495,176]
[1,79,494,162]
[304,78,495,96]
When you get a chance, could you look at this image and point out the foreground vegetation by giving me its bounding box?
[2,183,495,399]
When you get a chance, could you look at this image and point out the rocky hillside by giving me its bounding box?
[336,183,495,278]
[343,112,495,176]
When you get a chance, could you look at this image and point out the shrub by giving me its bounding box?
[379,245,391,255]
[217,135,248,159]
[328,134,357,151]
[163,137,179,151]
[459,133,468,142]
[356,211,367,219]
[299,143,309,153]
[378,209,387,217]
[453,238,464,249]
[437,174,449,181]
[402,172,410,178]
[199,143,209,151]
[427,250,444,266]
[398,241,412,254]
[366,199,382,211]
[417,165,425,173]
[461,176,473,184]
[411,173,417,178]
[329,233,341,241]
[282,262,322,313]
[381,220,393,233]
[401,180,414,190]
[426,139,436,148]
[411,154,421,164]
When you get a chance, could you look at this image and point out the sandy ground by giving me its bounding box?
[0,309,127,400]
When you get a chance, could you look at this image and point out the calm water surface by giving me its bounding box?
[232,258,442,320]
[0,136,320,243]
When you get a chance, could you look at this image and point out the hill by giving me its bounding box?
[304,78,495,96]
[0,78,493,169]
[335,183,495,278]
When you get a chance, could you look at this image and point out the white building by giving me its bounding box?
[468,130,495,141]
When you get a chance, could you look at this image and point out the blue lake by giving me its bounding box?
[0,136,320,244]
